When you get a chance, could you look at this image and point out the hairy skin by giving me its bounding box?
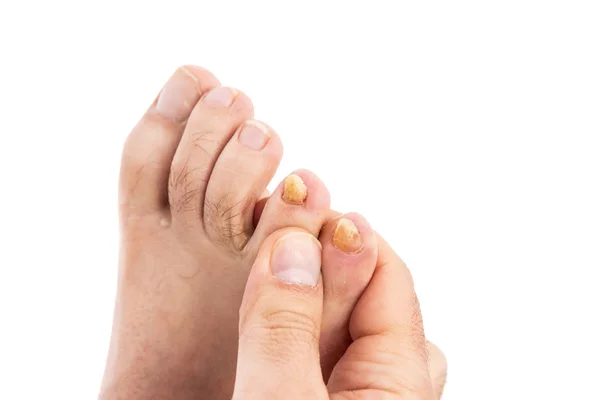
[101,65,447,399]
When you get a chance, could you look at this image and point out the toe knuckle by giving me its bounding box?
[189,129,220,153]
[204,192,251,250]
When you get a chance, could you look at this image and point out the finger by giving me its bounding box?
[233,228,328,400]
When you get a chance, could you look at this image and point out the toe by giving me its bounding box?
[318,213,378,381]
[247,169,331,252]
[328,234,435,398]
[203,120,283,250]
[168,86,254,227]
[119,66,219,217]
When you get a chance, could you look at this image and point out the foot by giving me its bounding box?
[100,66,375,399]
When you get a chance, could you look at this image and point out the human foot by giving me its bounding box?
[101,65,445,399]
[233,222,442,399]
[100,66,355,399]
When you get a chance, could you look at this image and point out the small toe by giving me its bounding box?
[168,87,254,227]
[318,213,378,380]
[246,169,331,253]
[328,234,435,398]
[203,120,283,250]
[119,66,219,217]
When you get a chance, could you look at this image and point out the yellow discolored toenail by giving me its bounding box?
[282,174,307,205]
[333,218,363,254]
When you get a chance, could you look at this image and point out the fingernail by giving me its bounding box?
[282,174,307,205]
[333,218,363,254]
[271,232,322,286]
[203,86,236,107]
[239,120,270,150]
[156,67,199,121]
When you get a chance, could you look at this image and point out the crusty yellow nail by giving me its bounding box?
[282,174,307,205]
[333,218,363,254]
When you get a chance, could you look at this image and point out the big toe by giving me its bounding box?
[119,66,219,219]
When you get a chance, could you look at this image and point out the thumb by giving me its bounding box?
[233,229,329,400]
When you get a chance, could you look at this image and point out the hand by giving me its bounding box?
[232,227,447,399]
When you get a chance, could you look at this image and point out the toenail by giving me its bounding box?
[333,218,363,254]
[156,67,200,121]
[271,232,322,287]
[239,120,270,150]
[282,174,307,205]
[203,86,236,107]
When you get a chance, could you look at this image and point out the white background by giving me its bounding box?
[1,1,599,399]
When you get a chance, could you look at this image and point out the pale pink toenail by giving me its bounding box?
[203,86,235,107]
[271,232,322,287]
[156,67,200,121]
[239,120,270,150]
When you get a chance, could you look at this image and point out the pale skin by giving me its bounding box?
[100,65,448,399]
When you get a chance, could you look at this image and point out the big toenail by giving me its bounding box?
[156,67,200,121]
[271,232,322,287]
[203,86,236,107]
[333,218,363,254]
[282,174,307,205]
[239,120,270,150]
